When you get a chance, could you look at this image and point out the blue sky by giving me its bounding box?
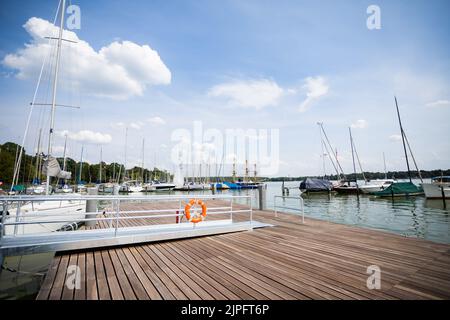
[0,0,449,177]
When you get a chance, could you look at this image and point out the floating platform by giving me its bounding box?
[36,201,450,300]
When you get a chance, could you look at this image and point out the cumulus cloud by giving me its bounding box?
[426,100,450,108]
[298,76,329,112]
[208,79,284,109]
[147,116,166,125]
[389,134,402,142]
[351,119,368,129]
[2,17,171,100]
[59,130,112,144]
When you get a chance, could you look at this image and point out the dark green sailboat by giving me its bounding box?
[373,97,424,197]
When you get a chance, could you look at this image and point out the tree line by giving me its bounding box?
[0,142,172,187]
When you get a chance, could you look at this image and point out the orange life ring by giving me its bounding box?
[184,199,207,223]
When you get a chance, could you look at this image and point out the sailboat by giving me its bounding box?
[5,0,87,235]
[334,127,364,194]
[372,97,424,197]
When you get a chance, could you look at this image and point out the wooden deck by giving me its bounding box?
[36,201,450,300]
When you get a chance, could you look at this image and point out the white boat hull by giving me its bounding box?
[4,199,86,235]
[422,183,450,199]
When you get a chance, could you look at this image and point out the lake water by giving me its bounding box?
[168,180,450,244]
[1,179,449,299]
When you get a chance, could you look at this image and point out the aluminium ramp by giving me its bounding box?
[0,219,273,257]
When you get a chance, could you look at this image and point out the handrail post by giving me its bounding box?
[249,195,253,229]
[0,201,7,241]
[85,188,98,228]
[274,196,278,217]
[14,201,22,236]
[114,199,120,237]
[300,197,305,224]
[230,198,233,222]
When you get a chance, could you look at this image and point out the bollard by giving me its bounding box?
[258,184,266,211]
[113,184,120,195]
[85,188,98,228]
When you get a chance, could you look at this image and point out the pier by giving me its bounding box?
[35,200,450,300]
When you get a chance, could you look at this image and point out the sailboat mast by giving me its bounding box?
[62,134,67,171]
[79,145,84,183]
[99,146,102,183]
[35,128,42,182]
[395,97,412,183]
[141,138,145,183]
[383,152,387,179]
[46,0,66,195]
[349,127,359,197]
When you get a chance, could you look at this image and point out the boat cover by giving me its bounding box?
[300,178,333,191]
[372,182,423,196]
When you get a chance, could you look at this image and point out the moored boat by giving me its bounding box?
[422,176,450,199]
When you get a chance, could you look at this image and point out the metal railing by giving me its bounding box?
[273,195,305,223]
[0,194,253,240]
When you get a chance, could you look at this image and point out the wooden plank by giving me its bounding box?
[37,201,450,300]
[74,252,86,300]
[85,252,98,300]
[101,250,124,300]
[35,255,61,300]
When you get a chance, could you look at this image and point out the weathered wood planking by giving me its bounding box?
[36,200,450,300]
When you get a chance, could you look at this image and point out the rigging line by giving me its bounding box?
[403,133,423,183]
[319,123,345,179]
[318,123,340,177]
[318,123,326,177]
[11,0,62,191]
[321,135,339,178]
[350,133,367,182]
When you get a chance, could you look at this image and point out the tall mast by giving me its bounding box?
[35,128,42,182]
[349,127,359,198]
[383,152,387,179]
[79,145,84,183]
[99,146,103,183]
[124,127,128,182]
[46,0,66,195]
[394,97,412,183]
[62,134,67,171]
[141,138,145,183]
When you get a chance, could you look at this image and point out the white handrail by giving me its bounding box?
[274,195,305,224]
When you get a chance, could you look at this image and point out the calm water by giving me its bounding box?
[231,180,450,244]
[1,180,449,299]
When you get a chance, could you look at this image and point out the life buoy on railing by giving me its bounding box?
[184,199,207,223]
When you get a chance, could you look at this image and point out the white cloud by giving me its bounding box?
[130,121,144,130]
[59,130,112,145]
[208,79,284,109]
[389,134,402,142]
[147,116,166,125]
[298,76,329,112]
[426,100,450,108]
[2,17,171,100]
[351,119,368,129]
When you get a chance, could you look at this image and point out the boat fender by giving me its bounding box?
[184,199,207,224]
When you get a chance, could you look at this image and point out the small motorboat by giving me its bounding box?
[422,176,450,199]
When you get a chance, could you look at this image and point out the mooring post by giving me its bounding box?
[0,251,3,274]
[85,188,98,228]
[258,184,266,211]
[441,186,447,209]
